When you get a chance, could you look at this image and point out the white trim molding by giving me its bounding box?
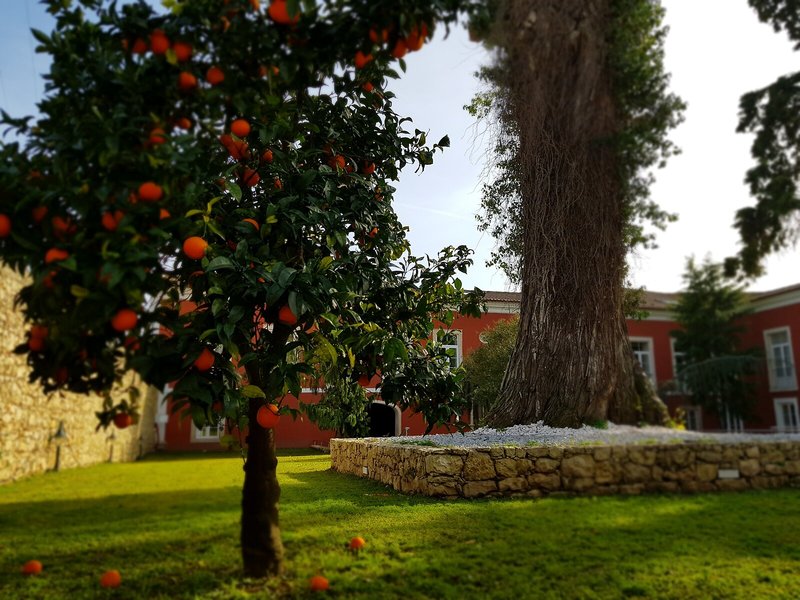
[763,326,798,392]
[630,336,656,384]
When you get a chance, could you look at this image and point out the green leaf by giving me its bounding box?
[70,285,89,298]
[242,385,266,399]
[207,257,235,271]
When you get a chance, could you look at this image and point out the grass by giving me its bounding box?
[1,452,799,599]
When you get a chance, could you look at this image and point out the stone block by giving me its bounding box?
[716,479,749,492]
[528,472,561,491]
[535,458,559,473]
[594,462,619,485]
[499,477,528,493]
[738,458,760,477]
[696,463,718,482]
[495,458,520,479]
[622,462,651,483]
[592,446,612,461]
[424,454,463,477]
[628,449,656,466]
[697,450,722,463]
[463,452,496,481]
[619,484,644,495]
[463,480,497,498]
[565,477,595,492]
[562,454,596,479]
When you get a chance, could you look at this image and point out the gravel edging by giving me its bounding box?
[375,422,800,448]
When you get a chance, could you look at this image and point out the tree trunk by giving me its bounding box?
[486,0,667,427]
[240,365,284,577]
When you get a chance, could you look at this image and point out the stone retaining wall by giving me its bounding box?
[330,438,800,498]
[0,267,158,483]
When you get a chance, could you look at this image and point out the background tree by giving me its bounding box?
[467,0,682,427]
[726,0,800,278]
[0,0,482,577]
[462,315,518,419]
[670,259,762,423]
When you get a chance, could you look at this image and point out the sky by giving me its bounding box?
[0,0,797,294]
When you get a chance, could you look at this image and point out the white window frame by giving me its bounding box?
[682,405,702,431]
[774,397,799,432]
[720,404,744,433]
[192,414,225,443]
[670,338,689,394]
[630,336,656,384]
[763,326,797,392]
[436,329,463,369]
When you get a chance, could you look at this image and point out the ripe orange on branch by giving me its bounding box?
[178,71,198,91]
[44,248,69,264]
[172,41,192,62]
[256,403,280,429]
[194,348,215,372]
[114,413,133,429]
[0,214,10,237]
[150,29,169,55]
[354,51,373,69]
[138,181,163,202]
[231,119,251,138]
[206,66,225,85]
[277,305,298,326]
[268,0,300,25]
[111,308,138,332]
[183,236,208,260]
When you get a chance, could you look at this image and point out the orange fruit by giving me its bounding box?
[220,134,250,161]
[28,336,45,352]
[256,403,280,428]
[391,39,408,59]
[159,208,171,220]
[327,155,346,170]
[268,0,300,25]
[261,149,274,163]
[369,27,389,44]
[138,181,163,202]
[277,305,298,326]
[21,560,43,576]
[349,536,366,550]
[194,348,215,371]
[44,248,69,264]
[242,168,260,187]
[354,51,373,69]
[362,161,376,175]
[113,413,133,429]
[178,71,198,91]
[206,66,225,85]
[101,211,120,231]
[132,38,148,54]
[175,116,193,130]
[309,575,329,592]
[173,41,192,62]
[124,336,141,351]
[99,570,122,589]
[42,270,57,289]
[30,324,48,339]
[368,226,378,238]
[183,236,208,260]
[242,218,259,230]
[231,119,251,138]
[405,24,428,51]
[51,215,75,238]
[0,214,10,237]
[358,374,370,387]
[149,127,167,145]
[31,206,48,223]
[150,30,169,55]
[111,308,138,332]
[273,177,283,190]
[362,82,374,93]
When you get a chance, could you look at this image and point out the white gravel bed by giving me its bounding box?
[377,422,800,448]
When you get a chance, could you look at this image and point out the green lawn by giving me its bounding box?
[2,451,799,599]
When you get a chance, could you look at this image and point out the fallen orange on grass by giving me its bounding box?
[21,560,42,576]
[349,536,366,550]
[309,575,329,592]
[99,570,122,588]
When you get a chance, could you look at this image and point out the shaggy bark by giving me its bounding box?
[485,0,668,427]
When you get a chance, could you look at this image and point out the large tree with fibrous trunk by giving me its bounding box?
[467,0,684,427]
[0,0,483,577]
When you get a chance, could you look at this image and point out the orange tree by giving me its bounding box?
[0,0,483,577]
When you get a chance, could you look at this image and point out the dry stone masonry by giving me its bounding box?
[330,438,800,498]
[0,267,158,483]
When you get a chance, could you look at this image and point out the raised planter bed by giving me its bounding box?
[330,435,800,499]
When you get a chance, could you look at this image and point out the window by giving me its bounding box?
[774,398,799,432]
[630,338,655,383]
[438,330,462,369]
[682,405,702,431]
[764,328,796,391]
[194,415,225,442]
[670,338,690,394]
[720,405,744,433]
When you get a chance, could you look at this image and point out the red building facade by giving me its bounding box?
[158,285,800,450]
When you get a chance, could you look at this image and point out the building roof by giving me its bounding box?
[480,284,800,312]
